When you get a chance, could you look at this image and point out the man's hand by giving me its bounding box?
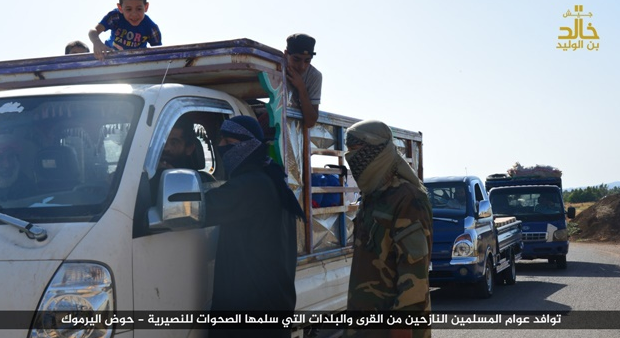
[286,64,305,91]
[285,64,318,127]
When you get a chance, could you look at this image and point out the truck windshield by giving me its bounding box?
[0,94,141,221]
[425,183,468,215]
[489,188,564,219]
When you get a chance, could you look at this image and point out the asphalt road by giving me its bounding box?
[430,241,620,338]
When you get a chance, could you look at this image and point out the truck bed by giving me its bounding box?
[0,39,283,99]
[494,216,522,254]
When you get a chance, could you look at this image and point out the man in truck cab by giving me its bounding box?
[284,33,322,128]
[158,116,197,170]
[150,116,212,203]
[447,186,466,209]
[535,194,558,214]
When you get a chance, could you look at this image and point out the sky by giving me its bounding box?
[1,0,618,189]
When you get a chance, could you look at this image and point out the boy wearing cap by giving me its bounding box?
[285,33,322,128]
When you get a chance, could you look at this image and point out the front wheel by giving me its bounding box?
[475,257,495,298]
[556,255,567,269]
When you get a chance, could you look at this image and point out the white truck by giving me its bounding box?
[0,39,424,338]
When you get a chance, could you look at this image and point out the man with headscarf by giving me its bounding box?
[204,116,305,338]
[344,120,432,338]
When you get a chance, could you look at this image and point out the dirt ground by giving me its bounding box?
[570,193,620,243]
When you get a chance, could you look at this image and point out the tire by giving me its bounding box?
[502,251,517,285]
[556,255,567,269]
[475,256,495,298]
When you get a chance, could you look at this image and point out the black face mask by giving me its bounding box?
[218,143,243,175]
[217,144,235,158]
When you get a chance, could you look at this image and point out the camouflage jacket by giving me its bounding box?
[346,177,433,337]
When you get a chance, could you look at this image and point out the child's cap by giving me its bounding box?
[286,33,316,56]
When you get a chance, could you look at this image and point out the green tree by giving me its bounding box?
[564,183,612,203]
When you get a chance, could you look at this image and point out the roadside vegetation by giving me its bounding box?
[565,194,620,243]
[563,184,620,203]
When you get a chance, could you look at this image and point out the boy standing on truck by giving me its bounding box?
[204,116,305,338]
[285,33,321,128]
[344,120,432,338]
[88,0,162,61]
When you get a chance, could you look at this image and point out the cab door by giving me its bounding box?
[131,97,233,337]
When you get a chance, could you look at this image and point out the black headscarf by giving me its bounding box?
[219,116,305,221]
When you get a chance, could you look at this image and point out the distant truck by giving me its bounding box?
[485,173,576,269]
[0,39,424,337]
[424,176,522,298]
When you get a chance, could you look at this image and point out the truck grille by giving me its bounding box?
[523,232,548,242]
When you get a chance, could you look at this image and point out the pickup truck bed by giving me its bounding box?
[495,216,523,255]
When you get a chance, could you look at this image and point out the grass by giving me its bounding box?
[565,202,595,216]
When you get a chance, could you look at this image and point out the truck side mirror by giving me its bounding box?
[477,200,493,219]
[148,169,205,230]
[566,206,576,219]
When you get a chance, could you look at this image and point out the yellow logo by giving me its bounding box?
[557,5,600,51]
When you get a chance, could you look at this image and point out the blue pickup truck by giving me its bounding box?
[425,176,523,298]
[485,174,576,269]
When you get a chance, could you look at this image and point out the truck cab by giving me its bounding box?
[486,174,576,269]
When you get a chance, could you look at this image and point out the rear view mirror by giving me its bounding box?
[148,169,205,230]
[477,200,492,219]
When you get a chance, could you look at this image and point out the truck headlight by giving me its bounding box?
[29,262,114,338]
[452,234,474,257]
[553,229,568,241]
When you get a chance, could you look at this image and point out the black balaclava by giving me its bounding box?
[218,116,305,221]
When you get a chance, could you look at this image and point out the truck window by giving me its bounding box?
[149,113,221,199]
[0,94,141,220]
[489,188,564,219]
[474,183,484,202]
[425,184,467,214]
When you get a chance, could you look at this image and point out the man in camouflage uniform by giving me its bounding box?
[344,120,432,338]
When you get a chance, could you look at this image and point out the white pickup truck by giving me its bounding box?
[0,39,424,338]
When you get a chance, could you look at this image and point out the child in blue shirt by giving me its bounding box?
[89,0,162,61]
